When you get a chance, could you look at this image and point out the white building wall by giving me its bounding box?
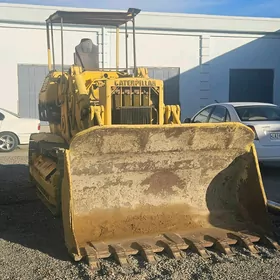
[1,3,280,119]
[209,35,280,107]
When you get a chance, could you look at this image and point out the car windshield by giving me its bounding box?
[235,105,280,121]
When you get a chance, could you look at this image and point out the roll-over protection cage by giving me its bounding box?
[45,8,141,76]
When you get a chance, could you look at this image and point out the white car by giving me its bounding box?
[183,102,280,163]
[0,108,40,152]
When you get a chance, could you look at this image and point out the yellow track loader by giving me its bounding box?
[29,8,280,271]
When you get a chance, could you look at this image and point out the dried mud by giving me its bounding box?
[73,204,211,245]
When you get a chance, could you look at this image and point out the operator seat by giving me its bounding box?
[74,38,99,70]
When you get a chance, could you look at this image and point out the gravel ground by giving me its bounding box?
[1,148,280,280]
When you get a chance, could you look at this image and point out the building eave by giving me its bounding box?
[0,3,280,35]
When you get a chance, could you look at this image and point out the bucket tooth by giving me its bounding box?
[84,245,101,271]
[260,235,280,250]
[90,242,111,258]
[108,244,130,267]
[130,241,157,264]
[227,232,259,254]
[181,236,211,258]
[163,233,189,251]
[156,238,183,259]
[204,235,234,256]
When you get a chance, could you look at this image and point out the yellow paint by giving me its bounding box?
[251,143,268,206]
[39,64,178,143]
[62,149,81,259]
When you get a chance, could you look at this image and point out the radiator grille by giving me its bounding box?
[112,106,153,124]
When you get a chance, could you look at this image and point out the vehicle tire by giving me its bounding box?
[0,132,19,152]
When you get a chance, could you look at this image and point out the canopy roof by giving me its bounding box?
[46,8,141,26]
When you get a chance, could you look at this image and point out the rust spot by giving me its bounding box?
[142,171,184,195]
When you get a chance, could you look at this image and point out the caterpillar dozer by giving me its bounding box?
[28,8,280,272]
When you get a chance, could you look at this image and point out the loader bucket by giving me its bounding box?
[61,123,277,269]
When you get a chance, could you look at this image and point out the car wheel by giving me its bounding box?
[0,132,19,152]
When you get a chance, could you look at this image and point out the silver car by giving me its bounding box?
[183,102,280,163]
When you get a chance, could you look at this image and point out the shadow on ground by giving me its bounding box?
[0,164,71,262]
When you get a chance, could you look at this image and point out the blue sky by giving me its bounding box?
[1,0,280,17]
